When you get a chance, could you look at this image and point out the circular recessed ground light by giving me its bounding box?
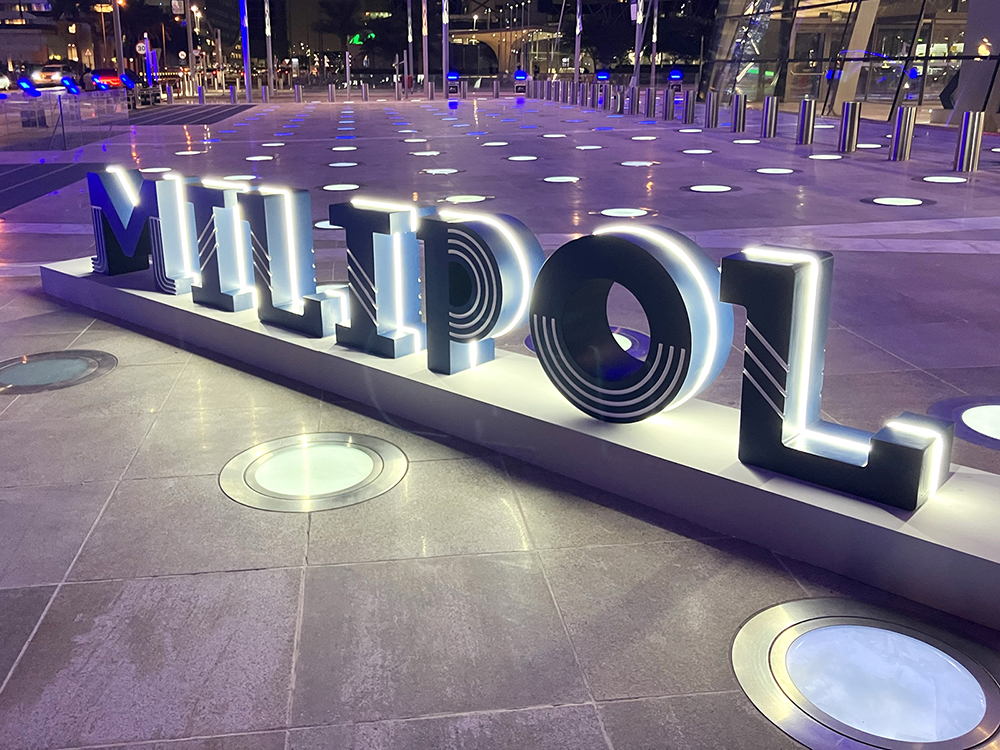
[245,155,273,161]
[543,176,580,183]
[404,138,428,143]
[399,129,417,133]
[542,133,567,138]
[328,162,358,167]
[261,142,285,147]
[220,433,407,513]
[175,150,204,156]
[962,404,1000,441]
[682,149,713,155]
[757,167,795,175]
[621,160,656,167]
[139,166,171,173]
[814,123,835,129]
[576,145,602,150]
[594,126,614,131]
[632,135,657,141]
[444,194,488,203]
[857,143,883,149]
[600,207,648,217]
[274,132,293,137]
[689,184,733,193]
[734,138,761,144]
[483,141,508,147]
[322,183,361,191]
[678,128,702,133]
[423,168,459,175]
[734,598,1000,750]
[314,220,342,230]
[224,174,259,181]
[331,146,357,151]
[0,350,117,394]
[923,175,968,184]
[809,154,843,160]
[410,150,441,156]
[870,197,924,206]
[508,155,538,161]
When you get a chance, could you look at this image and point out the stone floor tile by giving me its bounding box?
[0,415,155,487]
[0,333,80,362]
[288,705,609,750]
[539,539,804,700]
[0,569,300,750]
[69,328,192,367]
[95,731,287,750]
[307,458,530,565]
[291,553,589,726]
[0,482,113,587]
[319,400,491,462]
[162,357,323,412]
[0,586,54,683]
[821,327,914,376]
[846,321,1000,371]
[125,406,320,480]
[925,365,1000,396]
[0,363,184,421]
[70,476,307,580]
[503,457,721,549]
[598,692,804,750]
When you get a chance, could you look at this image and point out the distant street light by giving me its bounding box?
[473,13,478,30]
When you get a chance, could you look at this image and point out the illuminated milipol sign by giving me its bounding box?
[88,167,953,512]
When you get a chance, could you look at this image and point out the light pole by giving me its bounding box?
[112,0,125,76]
[473,13,477,30]
[185,0,196,89]
[649,0,658,88]
[630,0,644,89]
[573,0,581,89]
[441,0,449,92]
[421,0,429,95]
[264,0,275,91]
[407,0,414,91]
[239,0,252,101]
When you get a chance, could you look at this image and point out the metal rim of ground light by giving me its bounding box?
[0,350,118,394]
[733,598,1000,750]
[219,432,408,513]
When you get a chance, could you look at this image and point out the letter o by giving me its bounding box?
[529,225,734,423]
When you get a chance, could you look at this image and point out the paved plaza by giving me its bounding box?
[0,93,998,749]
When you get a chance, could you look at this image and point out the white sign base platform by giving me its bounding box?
[41,258,1000,630]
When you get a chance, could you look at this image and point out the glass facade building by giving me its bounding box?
[705,0,1000,124]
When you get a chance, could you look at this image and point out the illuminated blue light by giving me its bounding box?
[514,70,528,80]
[447,71,460,81]
[61,77,80,95]
[336,135,357,139]
[669,69,683,80]
[120,72,136,89]
[596,71,610,80]
[594,127,614,131]
[467,131,487,135]
[501,118,516,122]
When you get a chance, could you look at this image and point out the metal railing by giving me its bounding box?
[0,89,128,151]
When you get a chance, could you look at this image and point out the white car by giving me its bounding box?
[0,72,10,90]
[31,63,77,88]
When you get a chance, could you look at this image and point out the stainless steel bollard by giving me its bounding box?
[578,82,586,107]
[570,81,578,105]
[166,84,174,104]
[602,84,611,111]
[360,83,369,102]
[493,79,500,98]
[229,85,236,104]
[796,99,816,145]
[613,87,624,114]
[889,104,916,161]
[838,100,861,153]
[460,80,468,99]
[645,88,656,118]
[954,110,985,172]
[545,80,552,100]
[625,86,638,115]
[761,95,779,137]
[562,81,569,104]
[294,84,303,103]
[328,83,336,102]
[589,83,598,108]
[705,90,720,128]
[663,88,676,121]
[682,89,696,124]
[395,80,402,100]
[731,93,747,132]
[428,82,435,100]
[197,85,205,105]
[261,84,269,103]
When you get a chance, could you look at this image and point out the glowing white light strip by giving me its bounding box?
[351,197,420,232]
[593,224,719,411]
[392,230,421,350]
[803,429,872,457]
[202,178,251,192]
[232,203,251,292]
[439,209,531,338]
[163,174,193,278]
[743,246,819,437]
[106,165,139,206]
[259,186,302,311]
[887,420,947,496]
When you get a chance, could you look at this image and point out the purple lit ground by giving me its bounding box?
[0,92,998,749]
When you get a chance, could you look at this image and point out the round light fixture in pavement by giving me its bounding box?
[733,599,1000,750]
[220,433,408,512]
[0,350,117,394]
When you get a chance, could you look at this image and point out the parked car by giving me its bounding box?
[0,70,10,90]
[31,63,78,88]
